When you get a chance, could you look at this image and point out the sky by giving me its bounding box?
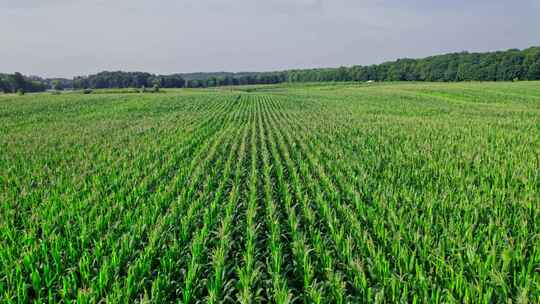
[1,0,539,78]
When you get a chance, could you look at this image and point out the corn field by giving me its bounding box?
[1,82,540,303]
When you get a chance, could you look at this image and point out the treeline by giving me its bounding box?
[182,46,540,86]
[2,46,539,93]
[52,47,540,89]
[72,71,186,89]
[140,46,540,87]
[185,72,286,88]
[71,71,286,89]
[0,73,48,93]
[287,46,540,83]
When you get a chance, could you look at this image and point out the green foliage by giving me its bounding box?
[286,46,540,83]
[3,46,540,92]
[52,80,64,91]
[1,82,539,303]
[0,72,47,93]
[72,71,186,90]
[73,46,539,89]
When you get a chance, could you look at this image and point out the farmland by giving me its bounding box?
[1,81,540,303]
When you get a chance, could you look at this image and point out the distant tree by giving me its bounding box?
[188,79,200,88]
[30,81,47,92]
[29,46,540,91]
[207,77,217,87]
[496,52,525,80]
[523,47,540,80]
[73,77,87,90]
[52,80,64,91]
[157,75,185,88]
[8,72,26,92]
[457,63,473,81]
[528,62,540,80]
[5,46,538,92]
[149,77,160,88]
[71,71,187,89]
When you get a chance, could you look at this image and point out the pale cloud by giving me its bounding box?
[0,0,538,77]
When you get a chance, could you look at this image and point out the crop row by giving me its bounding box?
[1,83,539,302]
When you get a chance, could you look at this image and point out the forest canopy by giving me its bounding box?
[1,46,539,93]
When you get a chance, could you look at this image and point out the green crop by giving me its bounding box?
[1,81,539,303]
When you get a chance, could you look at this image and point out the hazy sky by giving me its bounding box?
[1,0,539,78]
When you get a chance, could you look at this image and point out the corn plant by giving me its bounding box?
[1,82,540,303]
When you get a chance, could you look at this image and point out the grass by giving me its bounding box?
[1,81,540,303]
